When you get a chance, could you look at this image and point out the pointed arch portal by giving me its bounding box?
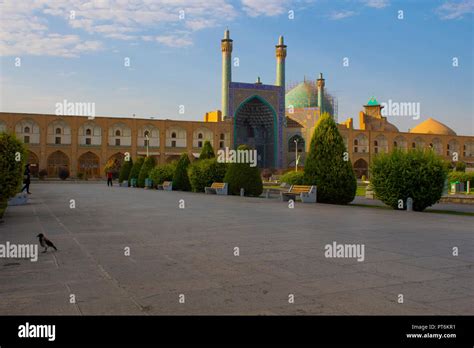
[234,95,277,168]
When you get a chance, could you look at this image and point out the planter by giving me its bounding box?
[119,181,129,187]
[145,178,153,189]
[130,178,137,187]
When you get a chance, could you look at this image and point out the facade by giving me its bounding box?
[0,30,473,178]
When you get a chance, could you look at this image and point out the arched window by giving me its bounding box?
[354,139,358,146]
[86,128,92,136]
[144,130,150,137]
[115,130,121,137]
[24,126,30,133]
[198,133,203,139]
[288,135,305,152]
[393,141,398,147]
[374,140,378,147]
[55,128,61,134]
[171,132,176,138]
[220,133,225,140]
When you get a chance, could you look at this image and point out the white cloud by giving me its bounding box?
[363,0,390,9]
[329,10,357,20]
[155,35,193,48]
[241,0,288,17]
[436,0,474,20]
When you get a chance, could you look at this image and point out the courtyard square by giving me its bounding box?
[0,183,472,315]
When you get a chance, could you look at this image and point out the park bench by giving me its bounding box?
[281,185,317,203]
[157,181,173,191]
[204,182,228,195]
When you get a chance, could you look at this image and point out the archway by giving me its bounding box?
[105,153,125,179]
[234,95,276,168]
[353,158,368,179]
[78,152,100,178]
[27,151,39,177]
[47,151,69,177]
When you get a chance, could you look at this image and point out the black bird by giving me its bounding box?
[37,233,58,253]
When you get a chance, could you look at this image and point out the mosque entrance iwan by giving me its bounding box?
[234,96,276,168]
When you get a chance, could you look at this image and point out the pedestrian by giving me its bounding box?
[21,164,31,194]
[107,171,113,187]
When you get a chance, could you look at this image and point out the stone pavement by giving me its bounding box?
[0,183,472,315]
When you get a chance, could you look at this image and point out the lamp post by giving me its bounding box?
[294,138,299,172]
[145,134,149,157]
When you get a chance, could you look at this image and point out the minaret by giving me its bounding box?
[221,29,233,119]
[275,35,287,87]
[317,72,325,114]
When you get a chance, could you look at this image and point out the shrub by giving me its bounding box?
[172,153,191,191]
[149,163,176,187]
[370,148,448,211]
[77,172,84,180]
[119,157,133,183]
[188,158,227,192]
[224,144,263,196]
[303,112,356,204]
[138,156,156,188]
[38,169,48,180]
[59,168,69,180]
[447,171,474,183]
[280,171,304,185]
[455,161,466,172]
[0,132,26,203]
[198,140,215,160]
[128,157,145,183]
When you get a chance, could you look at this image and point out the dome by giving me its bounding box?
[285,81,317,108]
[410,118,456,136]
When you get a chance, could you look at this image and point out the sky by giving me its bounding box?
[0,0,473,135]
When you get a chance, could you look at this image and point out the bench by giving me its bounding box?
[205,182,228,195]
[281,185,317,203]
[157,181,173,191]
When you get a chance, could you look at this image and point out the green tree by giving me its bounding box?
[128,157,145,184]
[280,171,304,185]
[370,148,448,211]
[303,112,356,204]
[172,153,191,191]
[0,133,26,215]
[149,162,176,187]
[198,140,215,160]
[119,157,133,183]
[223,144,263,196]
[138,156,156,187]
[188,158,227,192]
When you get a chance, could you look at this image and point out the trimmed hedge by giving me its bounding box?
[172,153,191,191]
[223,144,263,196]
[447,171,474,183]
[280,171,304,185]
[199,140,215,160]
[119,157,133,183]
[138,156,156,187]
[188,158,227,192]
[149,163,176,187]
[128,157,144,183]
[370,148,448,211]
[303,112,356,204]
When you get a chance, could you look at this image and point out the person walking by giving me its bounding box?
[21,164,31,194]
[107,171,113,187]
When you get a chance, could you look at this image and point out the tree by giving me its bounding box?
[198,140,215,160]
[172,153,191,191]
[188,158,227,192]
[0,132,26,206]
[149,162,176,187]
[370,148,448,211]
[138,156,156,187]
[119,157,133,183]
[223,144,263,196]
[303,112,356,204]
[128,157,145,184]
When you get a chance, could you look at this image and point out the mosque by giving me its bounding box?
[0,30,472,178]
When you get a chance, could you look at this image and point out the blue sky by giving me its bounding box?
[0,0,473,134]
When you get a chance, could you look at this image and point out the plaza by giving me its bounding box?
[0,182,472,315]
